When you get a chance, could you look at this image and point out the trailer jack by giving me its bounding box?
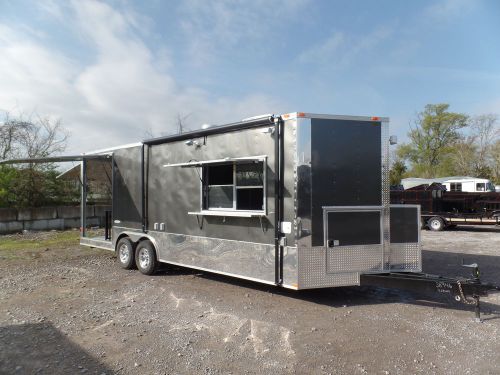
[360,264,500,322]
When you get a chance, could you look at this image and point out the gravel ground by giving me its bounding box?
[1,227,500,375]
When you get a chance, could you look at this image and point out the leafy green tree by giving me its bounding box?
[389,159,407,185]
[0,166,20,207]
[397,103,468,177]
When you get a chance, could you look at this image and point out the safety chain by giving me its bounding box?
[457,280,477,305]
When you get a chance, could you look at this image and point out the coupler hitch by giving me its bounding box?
[360,263,500,322]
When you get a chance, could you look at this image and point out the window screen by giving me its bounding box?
[207,186,233,208]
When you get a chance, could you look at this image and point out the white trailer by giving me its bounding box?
[402,176,495,193]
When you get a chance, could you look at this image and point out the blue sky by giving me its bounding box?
[1,0,499,153]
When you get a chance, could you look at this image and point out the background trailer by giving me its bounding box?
[86,112,422,289]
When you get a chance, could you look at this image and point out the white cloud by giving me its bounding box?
[297,26,393,67]
[0,1,285,154]
[297,32,345,64]
[178,0,310,65]
[424,0,476,21]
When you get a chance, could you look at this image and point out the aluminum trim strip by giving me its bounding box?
[163,155,267,168]
[114,227,274,247]
[282,113,389,122]
[188,210,266,218]
[79,238,114,251]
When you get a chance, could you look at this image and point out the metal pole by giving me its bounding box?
[81,159,87,238]
[274,117,284,285]
[474,297,481,323]
[141,144,146,233]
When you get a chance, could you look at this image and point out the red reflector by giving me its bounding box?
[371,116,380,121]
[297,112,305,117]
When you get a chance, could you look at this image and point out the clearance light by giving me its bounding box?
[371,116,380,121]
[297,112,306,117]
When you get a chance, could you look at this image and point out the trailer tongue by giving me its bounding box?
[361,263,500,322]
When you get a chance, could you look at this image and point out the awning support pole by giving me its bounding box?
[81,159,87,238]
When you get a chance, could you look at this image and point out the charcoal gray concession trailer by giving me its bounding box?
[85,112,421,288]
[4,111,499,319]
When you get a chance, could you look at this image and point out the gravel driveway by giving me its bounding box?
[1,227,500,374]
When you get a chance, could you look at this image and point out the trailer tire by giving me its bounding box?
[428,216,445,231]
[135,240,158,276]
[116,237,136,269]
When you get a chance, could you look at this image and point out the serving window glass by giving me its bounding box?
[202,161,265,212]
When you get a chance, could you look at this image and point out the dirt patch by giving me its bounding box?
[1,228,500,374]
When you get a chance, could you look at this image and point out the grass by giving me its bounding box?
[0,230,82,260]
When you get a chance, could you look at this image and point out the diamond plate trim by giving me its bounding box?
[327,245,384,273]
[381,120,391,270]
[298,247,360,288]
[389,243,422,271]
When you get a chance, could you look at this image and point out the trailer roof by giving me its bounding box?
[282,112,389,122]
[143,113,389,146]
[143,115,275,146]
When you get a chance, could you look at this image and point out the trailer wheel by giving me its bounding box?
[116,237,136,269]
[428,217,445,231]
[135,240,158,275]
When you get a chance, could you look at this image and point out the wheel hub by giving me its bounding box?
[138,248,150,269]
[119,244,129,263]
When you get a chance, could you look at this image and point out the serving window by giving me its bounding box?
[203,161,265,212]
[163,155,267,217]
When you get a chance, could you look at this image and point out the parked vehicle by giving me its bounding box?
[391,183,500,231]
[402,176,495,193]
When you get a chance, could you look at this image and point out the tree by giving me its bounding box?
[450,114,499,178]
[389,159,407,186]
[1,113,68,160]
[449,139,476,176]
[0,112,72,207]
[490,140,500,184]
[397,104,468,177]
[176,112,192,134]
